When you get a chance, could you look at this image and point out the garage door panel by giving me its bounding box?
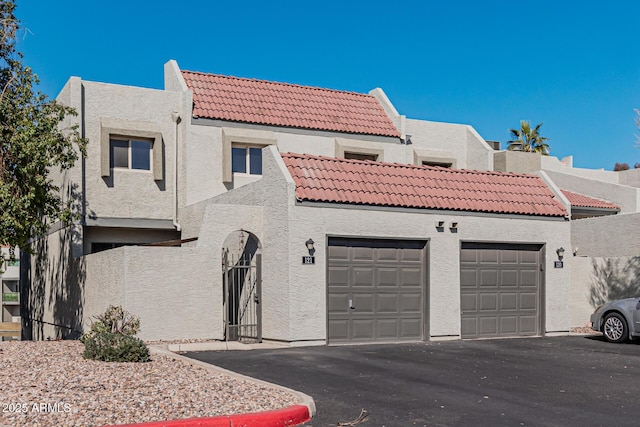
[328,320,349,340]
[377,248,400,262]
[328,293,348,314]
[328,245,349,261]
[520,316,537,334]
[479,317,498,335]
[400,319,421,339]
[520,251,538,264]
[378,268,399,287]
[461,293,477,311]
[352,320,374,340]
[328,238,426,344]
[353,267,374,287]
[328,266,349,286]
[479,294,498,311]
[480,250,499,263]
[400,268,422,288]
[519,293,537,310]
[460,270,477,288]
[499,316,517,334]
[501,250,518,264]
[460,244,541,339]
[400,294,422,312]
[460,249,478,263]
[500,293,517,310]
[377,319,399,338]
[480,270,498,286]
[461,317,478,336]
[352,247,374,262]
[500,270,518,287]
[520,270,538,287]
[353,294,375,313]
[377,294,399,313]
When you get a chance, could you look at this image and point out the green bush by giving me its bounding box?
[81,305,149,362]
[83,332,150,362]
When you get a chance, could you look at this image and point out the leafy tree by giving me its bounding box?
[0,0,85,255]
[507,120,550,155]
[613,163,630,171]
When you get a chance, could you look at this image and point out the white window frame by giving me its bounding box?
[110,137,153,172]
[100,118,163,181]
[231,144,263,176]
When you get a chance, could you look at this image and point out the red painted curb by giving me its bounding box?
[101,405,310,427]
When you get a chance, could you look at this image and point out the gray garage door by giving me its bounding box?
[327,238,427,344]
[460,243,542,339]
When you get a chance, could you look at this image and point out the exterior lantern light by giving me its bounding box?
[305,239,315,255]
[556,247,565,260]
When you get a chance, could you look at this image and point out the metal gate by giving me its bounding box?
[222,248,262,343]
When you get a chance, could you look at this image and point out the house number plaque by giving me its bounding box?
[302,256,315,265]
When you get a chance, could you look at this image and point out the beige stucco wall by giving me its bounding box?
[79,80,182,221]
[545,170,640,214]
[207,147,573,342]
[571,213,640,257]
[570,255,640,328]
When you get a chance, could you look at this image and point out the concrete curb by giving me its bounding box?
[104,345,315,427]
[101,404,310,427]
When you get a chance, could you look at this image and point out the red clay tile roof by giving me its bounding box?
[282,153,568,217]
[561,190,620,210]
[181,70,400,138]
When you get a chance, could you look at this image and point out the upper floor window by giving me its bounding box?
[344,152,378,161]
[110,138,152,171]
[232,145,262,175]
[422,160,452,168]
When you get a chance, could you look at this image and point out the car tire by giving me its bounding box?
[602,312,628,343]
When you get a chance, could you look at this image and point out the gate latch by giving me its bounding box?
[349,299,355,310]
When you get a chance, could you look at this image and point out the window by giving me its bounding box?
[232,145,262,175]
[344,152,378,161]
[91,242,129,254]
[422,161,453,168]
[110,138,152,171]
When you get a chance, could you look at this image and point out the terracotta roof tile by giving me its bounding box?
[282,153,568,217]
[181,70,400,138]
[561,190,621,210]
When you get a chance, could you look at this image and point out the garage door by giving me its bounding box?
[327,238,427,344]
[460,243,542,339]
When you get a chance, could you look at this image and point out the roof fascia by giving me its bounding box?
[294,200,568,221]
[192,117,401,144]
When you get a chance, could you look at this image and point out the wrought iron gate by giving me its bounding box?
[222,249,261,343]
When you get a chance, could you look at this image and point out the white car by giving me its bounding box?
[590,297,640,343]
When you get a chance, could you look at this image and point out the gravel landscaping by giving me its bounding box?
[0,340,298,427]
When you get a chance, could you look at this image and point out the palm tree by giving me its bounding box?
[507,121,550,155]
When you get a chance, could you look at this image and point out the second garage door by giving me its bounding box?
[460,243,543,339]
[327,238,427,344]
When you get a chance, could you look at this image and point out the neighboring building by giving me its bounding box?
[1,246,20,341]
[26,60,636,344]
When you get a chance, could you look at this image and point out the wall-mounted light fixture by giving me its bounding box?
[573,247,579,257]
[305,238,315,255]
[450,221,458,229]
[436,220,445,228]
[556,247,565,261]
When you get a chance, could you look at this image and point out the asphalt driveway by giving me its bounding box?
[185,336,638,427]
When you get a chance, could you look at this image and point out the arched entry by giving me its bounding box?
[222,230,262,343]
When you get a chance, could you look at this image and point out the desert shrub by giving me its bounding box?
[81,305,149,362]
[83,332,150,362]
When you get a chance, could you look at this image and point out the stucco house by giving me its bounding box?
[21,60,638,344]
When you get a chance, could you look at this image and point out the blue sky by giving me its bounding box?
[14,0,640,169]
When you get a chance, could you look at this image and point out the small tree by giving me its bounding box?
[507,120,550,155]
[0,1,86,256]
[613,163,630,171]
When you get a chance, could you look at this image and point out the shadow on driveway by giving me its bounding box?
[185,336,639,427]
